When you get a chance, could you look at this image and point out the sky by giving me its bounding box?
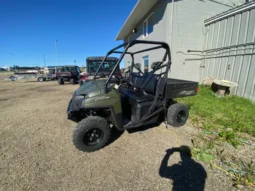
[0,0,137,67]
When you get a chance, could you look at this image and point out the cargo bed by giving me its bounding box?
[165,78,198,99]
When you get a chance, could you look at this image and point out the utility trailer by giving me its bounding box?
[37,67,57,82]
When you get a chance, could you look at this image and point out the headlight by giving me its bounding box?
[72,95,84,111]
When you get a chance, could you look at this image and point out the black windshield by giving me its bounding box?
[58,66,80,73]
[87,60,118,73]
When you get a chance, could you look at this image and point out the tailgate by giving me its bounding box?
[165,78,198,99]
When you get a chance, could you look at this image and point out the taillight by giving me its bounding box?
[81,74,86,80]
[196,87,199,93]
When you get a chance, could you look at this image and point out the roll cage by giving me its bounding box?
[93,40,172,93]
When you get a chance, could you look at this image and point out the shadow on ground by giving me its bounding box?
[105,128,125,147]
[127,122,162,134]
[159,145,207,191]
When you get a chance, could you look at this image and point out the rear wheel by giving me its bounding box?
[167,103,189,127]
[58,78,64,85]
[72,116,110,152]
[70,78,76,85]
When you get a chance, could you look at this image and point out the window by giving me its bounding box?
[59,66,72,72]
[143,55,149,73]
[48,68,55,74]
[87,61,118,73]
[148,15,153,34]
[143,14,154,37]
[75,66,81,73]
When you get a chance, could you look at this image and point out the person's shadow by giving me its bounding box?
[159,146,207,191]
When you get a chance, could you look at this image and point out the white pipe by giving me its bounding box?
[205,2,255,25]
[171,0,174,50]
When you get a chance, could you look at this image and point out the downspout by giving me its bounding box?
[171,0,174,50]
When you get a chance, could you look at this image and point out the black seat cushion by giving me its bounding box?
[156,77,166,95]
[144,74,159,95]
[127,72,139,85]
[121,73,160,103]
[121,89,154,103]
[132,74,146,89]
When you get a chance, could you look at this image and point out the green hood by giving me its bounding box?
[76,79,107,98]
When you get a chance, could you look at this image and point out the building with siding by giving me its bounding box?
[116,0,255,101]
[201,1,255,101]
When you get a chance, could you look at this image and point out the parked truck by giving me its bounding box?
[56,65,81,85]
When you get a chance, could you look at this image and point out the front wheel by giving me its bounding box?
[70,78,76,85]
[167,103,189,127]
[58,78,64,85]
[72,116,110,152]
[38,77,44,82]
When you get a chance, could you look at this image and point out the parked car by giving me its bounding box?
[56,65,81,85]
[67,40,199,152]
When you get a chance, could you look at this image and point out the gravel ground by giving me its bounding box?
[0,77,252,191]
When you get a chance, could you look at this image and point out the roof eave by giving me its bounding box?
[115,0,158,41]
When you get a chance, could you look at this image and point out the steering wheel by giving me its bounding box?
[114,75,132,90]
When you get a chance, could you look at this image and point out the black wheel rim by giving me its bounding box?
[176,110,186,123]
[83,128,103,146]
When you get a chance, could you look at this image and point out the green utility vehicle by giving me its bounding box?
[67,40,198,152]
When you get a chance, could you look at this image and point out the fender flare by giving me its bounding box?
[85,106,123,131]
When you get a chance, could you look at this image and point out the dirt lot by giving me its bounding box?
[0,76,250,190]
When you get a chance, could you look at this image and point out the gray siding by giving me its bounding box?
[124,0,169,73]
[124,0,231,81]
[201,2,255,102]
[169,0,231,81]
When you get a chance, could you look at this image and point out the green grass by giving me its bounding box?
[179,86,255,186]
[178,86,255,136]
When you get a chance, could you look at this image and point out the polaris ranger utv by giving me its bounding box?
[67,40,198,152]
